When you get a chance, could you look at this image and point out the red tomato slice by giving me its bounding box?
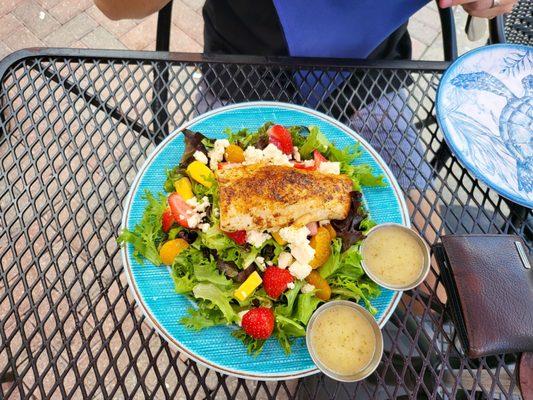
[294,162,316,171]
[161,209,175,232]
[313,149,327,167]
[267,124,293,155]
[168,193,192,228]
[223,230,247,245]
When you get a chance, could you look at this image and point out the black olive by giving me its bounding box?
[235,264,257,283]
[177,230,198,243]
[261,244,276,260]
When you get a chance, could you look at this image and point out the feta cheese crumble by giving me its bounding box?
[279,226,310,244]
[246,230,270,248]
[317,161,341,175]
[255,256,266,271]
[198,223,210,233]
[185,196,210,228]
[288,261,312,280]
[193,150,208,164]
[292,146,301,162]
[290,243,315,265]
[279,225,315,265]
[301,283,315,294]
[237,310,249,327]
[186,213,202,228]
[287,282,295,290]
[208,139,230,170]
[243,144,292,166]
[277,252,293,269]
[243,146,264,164]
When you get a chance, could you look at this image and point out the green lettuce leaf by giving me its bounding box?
[320,240,365,281]
[231,328,266,356]
[318,238,342,279]
[192,283,236,323]
[287,125,309,148]
[200,224,234,252]
[163,166,185,193]
[276,314,305,337]
[330,277,380,315]
[225,123,271,149]
[274,314,306,354]
[117,191,167,266]
[275,281,304,317]
[299,126,332,158]
[171,245,202,293]
[181,306,226,330]
[171,270,196,294]
[359,217,377,233]
[295,292,322,325]
[342,163,386,188]
[335,245,365,280]
[194,263,232,287]
[326,142,361,164]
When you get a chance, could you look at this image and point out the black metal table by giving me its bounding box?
[0,49,531,400]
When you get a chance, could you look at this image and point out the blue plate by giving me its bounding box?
[120,102,409,380]
[437,44,533,208]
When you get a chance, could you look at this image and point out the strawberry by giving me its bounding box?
[241,307,275,339]
[267,124,293,155]
[313,149,327,167]
[168,193,192,228]
[161,209,175,232]
[263,266,294,299]
[224,230,247,245]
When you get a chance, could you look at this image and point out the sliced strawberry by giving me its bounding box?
[161,209,175,232]
[313,150,327,167]
[241,307,275,340]
[263,266,294,299]
[293,162,316,171]
[168,193,192,228]
[267,124,293,155]
[224,230,247,245]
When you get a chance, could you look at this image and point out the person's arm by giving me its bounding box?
[94,0,170,20]
[439,0,516,18]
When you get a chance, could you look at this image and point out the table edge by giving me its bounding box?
[0,48,450,83]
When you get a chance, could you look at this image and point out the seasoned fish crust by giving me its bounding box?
[216,164,353,232]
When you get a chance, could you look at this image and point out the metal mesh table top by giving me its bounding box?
[0,49,531,400]
[504,0,532,45]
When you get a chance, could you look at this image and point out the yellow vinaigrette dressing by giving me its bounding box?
[310,306,375,376]
[363,226,424,286]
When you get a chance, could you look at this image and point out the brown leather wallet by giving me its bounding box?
[434,234,533,358]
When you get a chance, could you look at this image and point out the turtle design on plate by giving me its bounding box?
[450,71,533,193]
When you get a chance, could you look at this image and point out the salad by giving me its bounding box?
[118,122,386,355]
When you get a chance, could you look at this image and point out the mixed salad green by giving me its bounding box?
[118,122,386,355]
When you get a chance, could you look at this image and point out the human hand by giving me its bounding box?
[438,0,516,18]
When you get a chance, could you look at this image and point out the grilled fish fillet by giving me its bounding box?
[216,164,353,232]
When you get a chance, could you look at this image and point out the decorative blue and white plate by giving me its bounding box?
[121,102,409,380]
[437,44,533,208]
